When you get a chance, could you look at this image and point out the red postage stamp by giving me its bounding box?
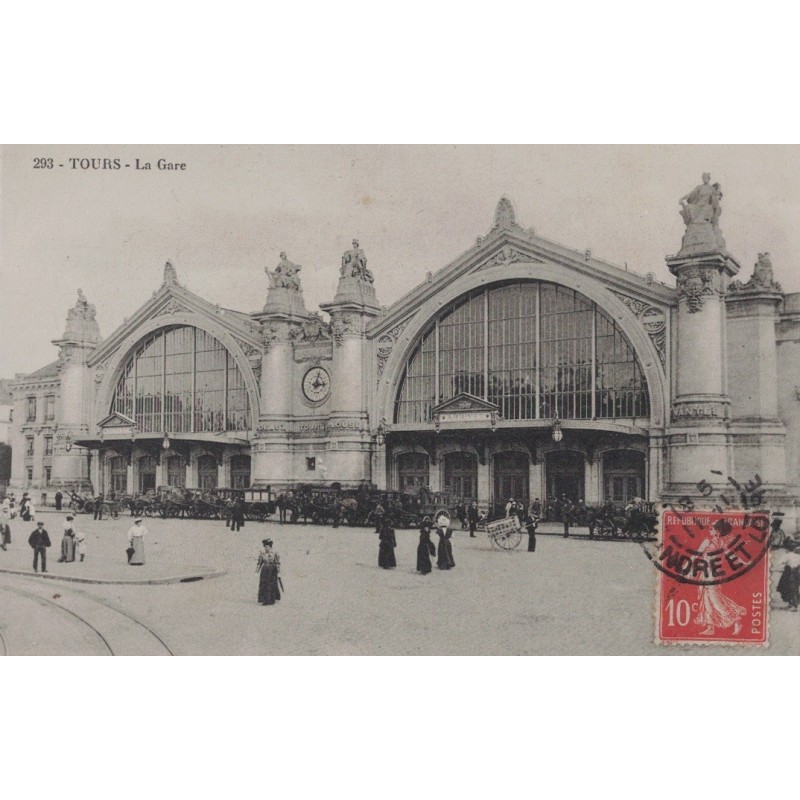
[651,511,770,645]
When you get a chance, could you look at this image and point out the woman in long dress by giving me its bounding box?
[694,526,745,635]
[435,514,455,570]
[59,516,76,562]
[416,518,435,575]
[378,521,397,569]
[257,539,281,605]
[127,518,146,565]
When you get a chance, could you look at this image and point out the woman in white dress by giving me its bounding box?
[127,518,147,565]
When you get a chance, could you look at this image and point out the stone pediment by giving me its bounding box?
[97,411,137,430]
[432,393,501,431]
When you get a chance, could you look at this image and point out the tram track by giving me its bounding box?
[0,580,174,656]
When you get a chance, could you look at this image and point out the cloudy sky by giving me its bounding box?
[1,144,798,376]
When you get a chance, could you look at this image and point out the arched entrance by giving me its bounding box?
[230,454,251,489]
[198,454,218,491]
[110,456,128,495]
[443,452,477,502]
[397,452,429,493]
[138,456,157,494]
[546,450,584,503]
[165,455,185,488]
[602,450,645,506]
[493,452,529,505]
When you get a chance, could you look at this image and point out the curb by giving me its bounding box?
[0,566,227,586]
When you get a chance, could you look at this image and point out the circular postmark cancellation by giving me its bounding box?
[642,510,770,586]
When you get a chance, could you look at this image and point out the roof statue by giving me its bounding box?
[163,260,179,286]
[340,239,374,283]
[61,288,101,342]
[677,173,726,255]
[266,252,302,291]
[728,252,783,294]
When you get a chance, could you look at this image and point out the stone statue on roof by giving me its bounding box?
[340,239,374,283]
[266,252,302,291]
[677,173,726,255]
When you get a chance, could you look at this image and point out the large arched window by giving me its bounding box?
[394,281,649,423]
[112,326,251,433]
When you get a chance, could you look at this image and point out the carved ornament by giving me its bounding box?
[611,292,667,369]
[375,320,411,384]
[676,267,718,313]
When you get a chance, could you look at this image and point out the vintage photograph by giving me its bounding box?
[1,144,798,655]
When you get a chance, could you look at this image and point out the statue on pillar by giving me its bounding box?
[728,252,783,294]
[163,260,179,286]
[266,252,302,290]
[340,239,374,283]
[678,173,726,255]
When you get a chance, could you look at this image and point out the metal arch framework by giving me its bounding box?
[374,263,669,434]
[92,312,262,431]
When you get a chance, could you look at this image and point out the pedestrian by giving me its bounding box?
[0,519,10,551]
[1,495,9,518]
[505,497,515,518]
[416,517,436,575]
[26,498,36,522]
[55,490,63,511]
[776,546,800,611]
[468,500,479,537]
[127,518,146,565]
[373,501,385,533]
[435,513,455,570]
[75,530,86,562]
[524,511,539,552]
[562,496,574,538]
[20,494,30,521]
[28,520,51,573]
[531,498,542,516]
[256,538,281,605]
[231,496,245,532]
[378,520,397,569]
[93,494,103,521]
[58,515,76,563]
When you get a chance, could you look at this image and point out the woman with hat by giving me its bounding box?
[435,512,455,570]
[58,515,76,563]
[127,518,147,565]
[416,516,436,575]
[378,519,397,569]
[256,539,281,605]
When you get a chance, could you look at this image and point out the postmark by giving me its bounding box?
[648,511,769,645]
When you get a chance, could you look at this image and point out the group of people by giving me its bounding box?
[1,492,35,522]
[56,515,86,563]
[375,513,456,574]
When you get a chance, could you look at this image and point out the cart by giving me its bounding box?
[486,516,524,550]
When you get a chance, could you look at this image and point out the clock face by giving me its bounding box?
[302,366,331,403]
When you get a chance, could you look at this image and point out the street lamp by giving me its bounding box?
[64,434,73,453]
[551,414,563,443]
[374,419,386,447]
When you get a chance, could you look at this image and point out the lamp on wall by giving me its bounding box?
[551,413,563,443]
[373,419,386,448]
[64,434,73,453]
[162,432,171,450]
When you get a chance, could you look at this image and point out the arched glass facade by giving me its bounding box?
[112,326,251,433]
[395,281,649,423]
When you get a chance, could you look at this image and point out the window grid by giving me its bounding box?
[395,281,650,424]
[112,326,251,433]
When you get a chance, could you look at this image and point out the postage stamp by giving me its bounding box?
[651,511,770,645]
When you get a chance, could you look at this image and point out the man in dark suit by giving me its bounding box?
[467,500,479,537]
[28,521,51,573]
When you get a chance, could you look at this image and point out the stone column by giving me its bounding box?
[51,291,102,489]
[725,254,786,494]
[665,176,740,501]
[320,240,382,486]
[251,257,310,488]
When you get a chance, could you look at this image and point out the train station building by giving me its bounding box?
[9,187,800,522]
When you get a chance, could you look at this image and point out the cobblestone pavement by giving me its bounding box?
[1,511,797,655]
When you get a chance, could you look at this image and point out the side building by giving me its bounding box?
[9,187,800,527]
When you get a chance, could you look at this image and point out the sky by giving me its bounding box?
[1,144,798,377]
